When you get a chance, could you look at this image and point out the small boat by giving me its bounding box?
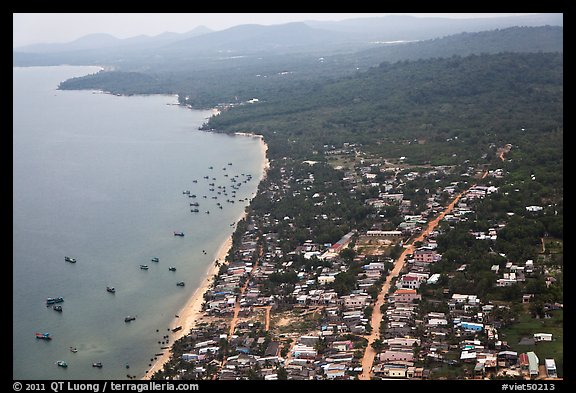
[64,256,77,263]
[189,194,197,198]
[69,347,78,353]
[53,305,63,312]
[36,332,52,340]
[106,286,116,293]
[192,180,198,183]
[228,162,232,165]
[183,190,190,195]
[168,267,176,272]
[124,316,136,323]
[92,362,103,368]
[171,325,183,333]
[209,166,213,169]
[176,281,185,287]
[56,360,68,368]
[190,202,199,206]
[151,257,159,262]
[46,297,64,305]
[174,232,184,237]
[205,211,210,214]
[140,265,149,270]
[191,209,199,213]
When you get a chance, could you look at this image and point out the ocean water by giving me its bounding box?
[13,66,265,380]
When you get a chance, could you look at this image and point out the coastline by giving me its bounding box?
[143,134,269,380]
[142,234,232,379]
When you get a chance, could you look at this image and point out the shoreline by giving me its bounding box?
[142,135,268,380]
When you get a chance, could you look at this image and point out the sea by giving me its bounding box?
[13,65,266,380]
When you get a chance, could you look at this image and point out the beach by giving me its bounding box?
[143,136,268,379]
[142,234,232,379]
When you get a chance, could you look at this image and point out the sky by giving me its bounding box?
[13,13,542,48]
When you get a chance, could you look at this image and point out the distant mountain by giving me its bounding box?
[14,26,213,53]
[14,14,563,68]
[305,13,563,41]
[158,22,360,56]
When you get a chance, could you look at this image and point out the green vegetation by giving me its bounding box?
[207,52,562,164]
[500,310,563,377]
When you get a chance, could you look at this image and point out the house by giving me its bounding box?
[385,337,420,347]
[427,273,441,285]
[534,333,553,342]
[458,321,484,332]
[545,358,557,378]
[331,340,353,352]
[341,293,370,310]
[391,289,421,304]
[398,273,429,290]
[291,344,317,360]
[378,350,414,363]
[522,294,534,303]
[373,364,408,378]
[527,352,540,377]
[413,249,441,263]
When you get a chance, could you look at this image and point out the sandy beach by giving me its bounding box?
[143,136,268,379]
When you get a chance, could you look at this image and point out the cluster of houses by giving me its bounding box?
[155,149,561,381]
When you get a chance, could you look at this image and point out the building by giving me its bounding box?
[391,289,421,304]
[534,333,552,342]
[545,358,557,378]
[413,249,441,264]
[341,293,370,310]
[527,352,540,378]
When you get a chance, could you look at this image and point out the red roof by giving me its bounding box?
[519,353,529,366]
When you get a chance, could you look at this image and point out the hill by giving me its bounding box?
[205,52,563,165]
[55,26,563,111]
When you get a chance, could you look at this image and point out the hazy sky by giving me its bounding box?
[13,13,540,48]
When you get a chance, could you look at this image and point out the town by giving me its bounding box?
[150,141,562,381]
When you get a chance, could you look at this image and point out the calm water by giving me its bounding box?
[13,66,265,380]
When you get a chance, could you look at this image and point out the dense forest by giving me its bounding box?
[206,52,563,164]
[55,26,562,110]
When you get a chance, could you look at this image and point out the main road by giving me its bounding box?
[358,177,481,379]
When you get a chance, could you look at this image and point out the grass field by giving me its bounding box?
[500,309,563,377]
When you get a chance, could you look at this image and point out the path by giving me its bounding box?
[359,181,475,379]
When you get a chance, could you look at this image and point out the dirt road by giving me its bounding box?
[359,186,469,379]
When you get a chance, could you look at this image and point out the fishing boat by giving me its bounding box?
[151,257,159,262]
[53,305,63,312]
[56,360,68,368]
[174,232,184,237]
[176,281,185,287]
[92,362,103,368]
[106,286,116,293]
[168,267,177,272]
[124,316,136,323]
[140,265,149,270]
[46,297,64,305]
[64,256,77,263]
[35,332,51,340]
